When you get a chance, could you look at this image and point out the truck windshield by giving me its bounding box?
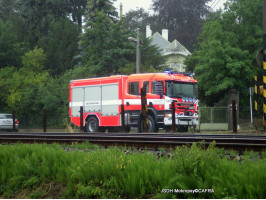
[166,81,197,98]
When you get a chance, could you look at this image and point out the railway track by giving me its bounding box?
[0,132,266,151]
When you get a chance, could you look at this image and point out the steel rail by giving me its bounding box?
[1,132,266,151]
[1,131,266,138]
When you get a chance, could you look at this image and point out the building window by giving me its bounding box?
[128,82,139,95]
[170,63,181,72]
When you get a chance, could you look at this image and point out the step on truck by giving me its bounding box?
[69,71,198,132]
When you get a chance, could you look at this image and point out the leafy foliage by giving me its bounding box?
[68,0,87,27]
[0,20,22,68]
[123,8,163,35]
[85,0,118,23]
[15,0,70,48]
[186,0,262,110]
[80,11,134,76]
[0,48,50,126]
[0,0,179,127]
[45,18,80,76]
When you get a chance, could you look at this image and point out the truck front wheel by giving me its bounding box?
[86,116,99,133]
[138,115,156,133]
[177,126,188,132]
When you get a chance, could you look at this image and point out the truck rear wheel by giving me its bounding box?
[86,116,99,133]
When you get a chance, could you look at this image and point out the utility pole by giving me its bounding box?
[119,3,123,20]
[263,0,266,130]
[136,28,141,73]
[128,28,141,74]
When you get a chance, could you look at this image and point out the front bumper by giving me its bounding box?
[164,115,198,126]
[0,124,19,131]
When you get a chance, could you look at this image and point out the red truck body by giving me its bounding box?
[69,72,198,132]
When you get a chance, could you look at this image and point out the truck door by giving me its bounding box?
[84,86,101,113]
[101,84,119,116]
[71,87,84,117]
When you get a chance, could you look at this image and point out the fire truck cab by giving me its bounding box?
[69,71,198,132]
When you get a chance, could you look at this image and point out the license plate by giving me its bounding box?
[2,120,12,124]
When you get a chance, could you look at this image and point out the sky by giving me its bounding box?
[114,0,228,15]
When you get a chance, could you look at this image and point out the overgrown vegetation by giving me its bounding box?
[0,0,263,125]
[0,0,166,128]
[186,0,262,115]
[0,143,266,198]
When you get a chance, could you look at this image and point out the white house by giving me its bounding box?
[146,25,191,72]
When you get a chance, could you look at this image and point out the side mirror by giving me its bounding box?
[155,82,163,98]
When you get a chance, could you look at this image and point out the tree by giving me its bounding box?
[123,8,163,35]
[186,0,262,114]
[0,20,22,68]
[0,0,84,75]
[68,0,87,27]
[0,0,16,21]
[15,0,70,48]
[45,18,80,76]
[151,0,211,52]
[85,0,118,24]
[0,66,17,112]
[21,47,46,72]
[80,11,134,76]
[0,47,50,126]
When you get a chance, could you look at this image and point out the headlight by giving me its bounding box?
[165,113,172,118]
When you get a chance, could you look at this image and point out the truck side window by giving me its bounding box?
[143,81,149,93]
[152,81,163,94]
[128,82,139,95]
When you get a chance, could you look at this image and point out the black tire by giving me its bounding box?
[164,126,172,132]
[138,115,156,133]
[86,116,99,133]
[125,125,131,133]
[177,126,188,133]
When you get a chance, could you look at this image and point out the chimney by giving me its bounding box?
[146,25,152,38]
[162,29,168,41]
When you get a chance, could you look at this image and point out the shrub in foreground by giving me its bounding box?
[0,143,266,198]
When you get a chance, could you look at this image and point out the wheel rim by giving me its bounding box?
[89,120,96,132]
[148,119,152,132]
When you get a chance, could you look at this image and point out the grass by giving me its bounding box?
[0,143,266,198]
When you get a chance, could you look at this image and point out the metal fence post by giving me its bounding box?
[121,104,125,132]
[80,106,83,133]
[171,101,176,132]
[232,100,237,133]
[12,111,16,132]
[141,88,148,132]
[211,107,213,124]
[42,109,47,133]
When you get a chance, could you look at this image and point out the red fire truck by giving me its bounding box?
[69,71,198,132]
